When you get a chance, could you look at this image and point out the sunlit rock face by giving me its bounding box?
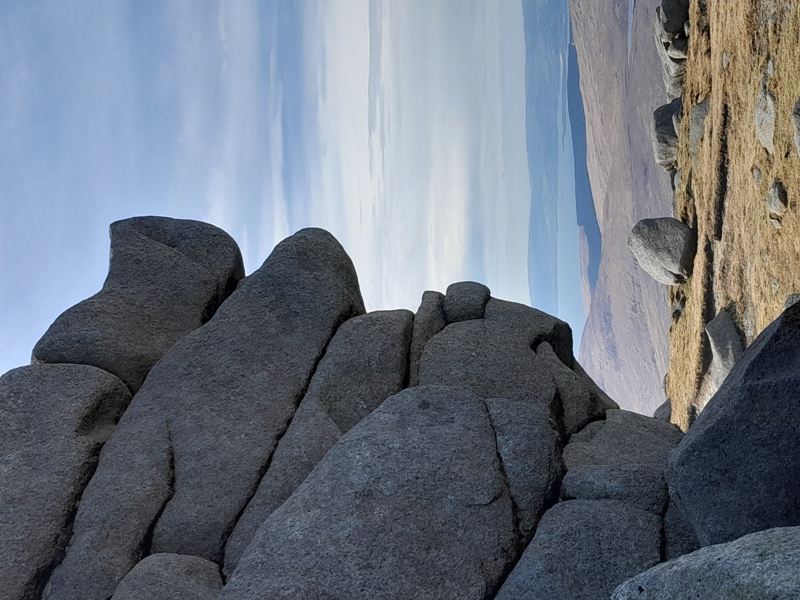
[3,218,799,599]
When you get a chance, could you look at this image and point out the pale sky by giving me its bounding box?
[0,0,584,376]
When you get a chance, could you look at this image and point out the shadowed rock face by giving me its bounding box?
[42,228,365,600]
[32,217,245,393]
[0,365,130,600]
[110,554,222,600]
[669,301,800,547]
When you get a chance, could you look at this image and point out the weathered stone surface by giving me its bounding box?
[495,500,661,600]
[669,302,800,546]
[1,365,130,600]
[418,319,557,411]
[568,419,605,444]
[663,499,700,560]
[482,298,574,368]
[223,309,413,575]
[573,360,619,411]
[628,217,697,285]
[766,180,788,217]
[651,99,682,170]
[536,342,610,435]
[32,217,244,392]
[653,399,671,421]
[111,554,222,600]
[486,398,564,541]
[785,293,800,310]
[755,81,776,154]
[705,306,745,392]
[612,527,800,599]
[561,464,668,515]
[666,36,688,60]
[689,97,710,159]
[44,228,365,600]
[442,281,490,324]
[564,409,684,471]
[408,291,446,386]
[220,386,518,600]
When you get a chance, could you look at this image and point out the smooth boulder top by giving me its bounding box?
[628,217,697,286]
[443,281,491,324]
[43,228,365,600]
[0,364,131,600]
[408,291,446,386]
[221,386,519,600]
[612,526,800,599]
[111,554,222,600]
[32,216,245,392]
[669,301,800,546]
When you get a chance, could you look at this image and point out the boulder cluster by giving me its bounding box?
[3,216,800,599]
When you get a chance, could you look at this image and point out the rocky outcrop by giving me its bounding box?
[43,228,365,600]
[669,301,800,546]
[7,218,800,599]
[628,217,697,285]
[612,526,800,599]
[704,306,745,394]
[654,1,690,100]
[408,291,446,386]
[31,217,244,392]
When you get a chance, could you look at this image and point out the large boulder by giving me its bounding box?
[0,365,130,600]
[654,13,686,100]
[656,0,690,39]
[628,217,697,285]
[32,217,244,392]
[561,464,668,515]
[442,281,491,324]
[223,309,413,575]
[408,291,446,386]
[220,386,526,600]
[612,526,800,599]
[495,500,661,600]
[111,554,222,600]
[651,98,682,170]
[668,302,800,546]
[43,228,365,600]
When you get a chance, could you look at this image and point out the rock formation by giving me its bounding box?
[2,218,800,599]
[627,217,697,285]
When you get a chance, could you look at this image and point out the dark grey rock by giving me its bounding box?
[486,398,564,541]
[767,180,788,216]
[44,228,365,600]
[418,319,557,412]
[785,294,800,310]
[689,97,710,159]
[482,298,574,368]
[705,306,745,392]
[494,500,661,600]
[793,98,800,157]
[536,342,610,435]
[654,10,686,100]
[111,554,222,600]
[667,36,688,60]
[0,365,130,600]
[628,217,697,285]
[668,301,800,546]
[612,526,800,599]
[32,217,244,392]
[560,464,669,515]
[573,360,619,411]
[442,281,490,324]
[651,99,682,170]
[408,291,446,386]
[563,409,684,471]
[223,309,413,575]
[657,0,690,39]
[663,499,700,560]
[568,420,605,445]
[653,399,671,421]
[755,81,776,154]
[220,386,518,600]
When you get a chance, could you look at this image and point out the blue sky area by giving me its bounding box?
[0,0,593,376]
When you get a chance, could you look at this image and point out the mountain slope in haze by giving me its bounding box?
[569,0,673,414]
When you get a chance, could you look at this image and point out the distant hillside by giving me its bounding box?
[568,0,673,414]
